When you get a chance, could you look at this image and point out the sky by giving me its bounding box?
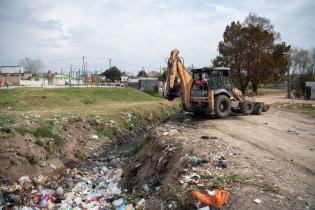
[0,0,314,75]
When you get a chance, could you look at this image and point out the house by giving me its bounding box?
[54,73,69,85]
[121,76,128,82]
[147,71,161,78]
[0,66,23,86]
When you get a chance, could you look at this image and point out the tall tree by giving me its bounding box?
[102,66,122,82]
[18,57,44,75]
[214,13,290,93]
[137,70,148,77]
[287,47,315,97]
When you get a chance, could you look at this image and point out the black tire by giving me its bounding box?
[214,95,231,118]
[262,104,270,112]
[253,103,262,115]
[240,100,254,115]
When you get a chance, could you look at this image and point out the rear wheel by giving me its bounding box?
[240,100,254,115]
[214,95,231,118]
[253,103,263,115]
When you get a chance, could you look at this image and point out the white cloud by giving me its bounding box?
[0,0,314,73]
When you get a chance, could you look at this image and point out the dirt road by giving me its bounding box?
[122,94,315,209]
[190,94,315,209]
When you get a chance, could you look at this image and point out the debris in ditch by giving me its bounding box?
[253,198,262,204]
[136,198,146,209]
[0,156,134,209]
[191,156,199,166]
[179,172,201,186]
[192,189,230,207]
[168,200,178,209]
[197,206,210,210]
[217,156,227,169]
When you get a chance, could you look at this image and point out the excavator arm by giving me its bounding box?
[164,49,193,110]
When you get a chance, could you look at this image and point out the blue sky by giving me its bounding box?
[0,0,314,74]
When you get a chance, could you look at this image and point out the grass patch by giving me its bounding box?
[15,126,30,135]
[33,125,54,138]
[1,127,13,134]
[35,139,44,146]
[26,154,39,164]
[74,149,82,159]
[128,143,143,157]
[33,125,66,146]
[96,127,117,139]
[0,87,160,112]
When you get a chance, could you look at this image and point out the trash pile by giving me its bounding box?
[0,156,136,210]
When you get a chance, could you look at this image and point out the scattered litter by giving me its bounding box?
[192,190,230,207]
[168,200,178,209]
[91,134,99,139]
[136,198,145,209]
[191,156,209,167]
[191,156,199,166]
[1,156,131,209]
[142,184,150,193]
[197,206,210,210]
[253,198,262,204]
[179,172,201,185]
[217,156,227,169]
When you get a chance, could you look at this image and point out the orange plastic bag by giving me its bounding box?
[192,190,230,207]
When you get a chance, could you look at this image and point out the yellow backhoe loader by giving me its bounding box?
[163,49,269,118]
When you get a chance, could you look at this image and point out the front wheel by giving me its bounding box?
[214,95,231,118]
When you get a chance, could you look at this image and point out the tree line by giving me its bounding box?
[212,13,314,97]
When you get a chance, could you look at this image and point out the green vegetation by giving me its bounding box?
[35,139,44,146]
[0,87,160,112]
[128,143,143,157]
[95,127,117,139]
[33,125,54,138]
[33,125,66,146]
[74,149,82,159]
[26,154,39,164]
[15,126,30,135]
[1,127,13,134]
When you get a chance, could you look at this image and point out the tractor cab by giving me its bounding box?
[191,67,234,99]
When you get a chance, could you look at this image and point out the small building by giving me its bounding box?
[121,76,128,82]
[0,66,23,86]
[138,78,159,92]
[147,71,161,78]
[305,82,315,100]
[54,73,70,85]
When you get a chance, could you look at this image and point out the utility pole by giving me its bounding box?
[82,56,85,73]
[109,58,112,69]
[160,66,162,74]
[70,64,73,88]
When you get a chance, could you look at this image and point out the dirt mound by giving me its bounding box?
[121,118,201,209]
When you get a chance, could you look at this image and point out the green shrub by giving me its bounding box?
[129,143,143,157]
[35,139,44,146]
[33,125,54,138]
[26,154,38,164]
[33,125,65,146]
[16,126,29,135]
[1,127,13,134]
[53,133,65,146]
[74,149,82,159]
[96,127,117,139]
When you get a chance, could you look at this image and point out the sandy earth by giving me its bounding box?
[184,94,315,209]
